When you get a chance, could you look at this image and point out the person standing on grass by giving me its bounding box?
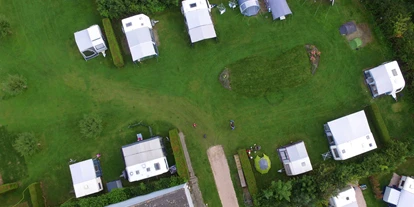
[193,123,197,128]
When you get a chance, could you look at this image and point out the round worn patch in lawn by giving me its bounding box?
[226,46,312,97]
[264,89,284,106]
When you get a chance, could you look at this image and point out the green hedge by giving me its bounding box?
[169,129,189,179]
[365,103,391,146]
[29,182,45,207]
[102,18,124,68]
[0,182,19,194]
[237,149,258,196]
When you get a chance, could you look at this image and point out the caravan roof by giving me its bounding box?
[278,141,312,176]
[182,0,217,43]
[329,186,358,207]
[328,110,377,160]
[367,61,405,99]
[122,14,157,62]
[69,159,103,198]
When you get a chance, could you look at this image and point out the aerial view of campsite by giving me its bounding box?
[1,0,414,206]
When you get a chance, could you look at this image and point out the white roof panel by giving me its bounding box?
[398,190,414,207]
[383,187,400,205]
[330,186,358,207]
[121,14,152,32]
[182,0,216,43]
[368,61,405,98]
[279,141,313,175]
[69,159,103,198]
[73,177,102,198]
[126,157,169,182]
[74,25,106,53]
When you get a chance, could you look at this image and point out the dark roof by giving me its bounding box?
[106,180,123,192]
[339,22,357,35]
[133,188,190,207]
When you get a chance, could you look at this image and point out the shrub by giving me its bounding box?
[79,113,103,138]
[365,103,391,146]
[169,129,189,179]
[0,183,19,194]
[237,149,258,196]
[29,182,45,207]
[369,176,383,199]
[2,74,27,96]
[13,132,38,157]
[0,15,11,38]
[96,0,178,19]
[102,18,124,68]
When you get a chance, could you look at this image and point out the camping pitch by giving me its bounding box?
[74,25,107,61]
[121,14,158,62]
[181,0,217,44]
[239,0,260,16]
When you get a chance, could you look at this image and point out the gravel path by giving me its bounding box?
[207,145,239,207]
[178,132,206,207]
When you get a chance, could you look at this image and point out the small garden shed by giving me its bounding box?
[339,22,357,35]
[238,0,260,16]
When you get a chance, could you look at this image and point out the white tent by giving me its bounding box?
[324,110,377,160]
[329,186,358,207]
[181,0,217,43]
[69,159,103,198]
[277,141,313,176]
[122,137,169,182]
[74,25,107,61]
[365,61,405,100]
[122,14,158,62]
[239,0,260,16]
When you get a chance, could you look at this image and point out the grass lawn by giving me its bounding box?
[1,0,413,206]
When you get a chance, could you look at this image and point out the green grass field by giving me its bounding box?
[1,0,413,206]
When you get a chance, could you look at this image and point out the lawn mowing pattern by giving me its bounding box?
[0,0,413,206]
[229,46,311,97]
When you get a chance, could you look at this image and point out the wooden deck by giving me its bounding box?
[234,155,247,188]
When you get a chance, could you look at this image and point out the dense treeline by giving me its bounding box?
[363,0,414,97]
[96,0,179,19]
[256,140,413,206]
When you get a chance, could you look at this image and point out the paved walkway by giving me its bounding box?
[178,132,206,207]
[354,186,367,207]
[389,173,401,186]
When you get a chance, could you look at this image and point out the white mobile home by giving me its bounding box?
[329,186,358,207]
[384,176,414,207]
[74,25,107,61]
[69,159,103,198]
[364,61,405,100]
[122,136,169,182]
[122,14,158,62]
[277,141,313,176]
[324,110,377,160]
[181,0,217,44]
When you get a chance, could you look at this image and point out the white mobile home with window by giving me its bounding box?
[365,61,405,100]
[69,159,103,198]
[122,136,169,182]
[324,110,377,160]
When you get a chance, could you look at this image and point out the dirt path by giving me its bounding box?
[178,132,206,207]
[207,145,239,207]
[354,186,367,207]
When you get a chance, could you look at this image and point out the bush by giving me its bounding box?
[229,46,311,97]
[365,103,391,146]
[29,182,45,207]
[102,18,124,68]
[79,113,103,138]
[168,129,189,179]
[369,176,383,199]
[2,74,27,96]
[96,0,178,19]
[0,183,19,194]
[13,132,38,157]
[0,15,11,38]
[237,149,258,196]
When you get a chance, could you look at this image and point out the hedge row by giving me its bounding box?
[365,103,391,146]
[29,182,45,207]
[102,18,124,68]
[0,182,18,194]
[237,149,258,196]
[169,129,189,179]
[61,176,186,207]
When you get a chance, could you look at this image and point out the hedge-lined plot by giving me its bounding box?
[29,182,45,207]
[169,129,189,179]
[237,149,258,196]
[102,18,124,68]
[0,182,19,194]
[365,103,391,146]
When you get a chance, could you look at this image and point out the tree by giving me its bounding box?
[0,15,11,38]
[96,0,178,19]
[79,113,103,138]
[2,74,27,96]
[13,132,38,157]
